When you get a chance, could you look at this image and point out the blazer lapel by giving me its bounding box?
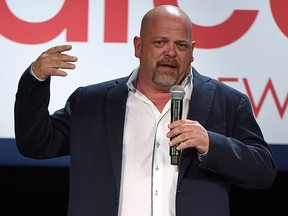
[106,77,129,193]
[178,69,216,186]
[188,70,216,125]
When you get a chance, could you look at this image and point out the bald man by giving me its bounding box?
[15,5,276,216]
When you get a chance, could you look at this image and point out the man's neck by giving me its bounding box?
[136,78,170,112]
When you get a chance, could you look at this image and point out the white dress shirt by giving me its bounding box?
[118,67,192,216]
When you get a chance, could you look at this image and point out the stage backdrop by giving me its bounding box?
[0,0,287,170]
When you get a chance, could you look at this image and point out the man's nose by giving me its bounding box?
[164,43,176,58]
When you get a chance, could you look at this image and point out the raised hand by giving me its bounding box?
[31,44,78,80]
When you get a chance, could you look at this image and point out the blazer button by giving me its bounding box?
[114,199,118,206]
[27,87,33,97]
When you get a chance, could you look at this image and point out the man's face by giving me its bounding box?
[134,13,195,90]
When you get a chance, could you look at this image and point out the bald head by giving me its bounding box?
[140,5,193,40]
[133,5,195,90]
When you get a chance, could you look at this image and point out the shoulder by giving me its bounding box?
[192,67,246,98]
[73,76,130,96]
[192,67,250,110]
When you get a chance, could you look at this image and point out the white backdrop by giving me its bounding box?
[1,0,287,146]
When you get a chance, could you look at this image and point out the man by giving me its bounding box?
[14,5,276,216]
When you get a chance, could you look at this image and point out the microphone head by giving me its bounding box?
[170,85,185,100]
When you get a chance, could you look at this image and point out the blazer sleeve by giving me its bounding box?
[14,66,71,158]
[198,93,276,189]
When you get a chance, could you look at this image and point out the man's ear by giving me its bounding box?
[133,36,141,58]
[191,41,196,62]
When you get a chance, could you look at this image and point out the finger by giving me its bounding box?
[168,119,186,129]
[168,119,199,130]
[176,141,191,150]
[35,50,77,70]
[168,131,191,146]
[32,59,76,79]
[39,54,77,68]
[45,44,73,55]
[49,60,76,70]
[168,120,195,138]
[167,124,183,140]
[41,51,77,63]
[46,68,70,77]
[167,122,200,145]
[57,53,77,62]
[42,60,76,74]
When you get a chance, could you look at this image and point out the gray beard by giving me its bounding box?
[152,70,178,87]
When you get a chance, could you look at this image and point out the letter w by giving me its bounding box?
[243,78,287,118]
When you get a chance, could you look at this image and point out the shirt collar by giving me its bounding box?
[126,66,139,92]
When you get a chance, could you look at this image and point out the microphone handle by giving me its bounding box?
[170,99,183,165]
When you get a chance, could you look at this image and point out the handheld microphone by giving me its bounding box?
[170,85,185,165]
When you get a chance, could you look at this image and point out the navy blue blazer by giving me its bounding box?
[14,66,276,216]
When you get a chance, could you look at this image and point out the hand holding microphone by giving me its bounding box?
[168,85,210,165]
[169,85,185,165]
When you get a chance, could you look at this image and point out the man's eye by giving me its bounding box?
[177,43,188,48]
[155,41,164,45]
[177,43,189,50]
[154,41,166,47]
